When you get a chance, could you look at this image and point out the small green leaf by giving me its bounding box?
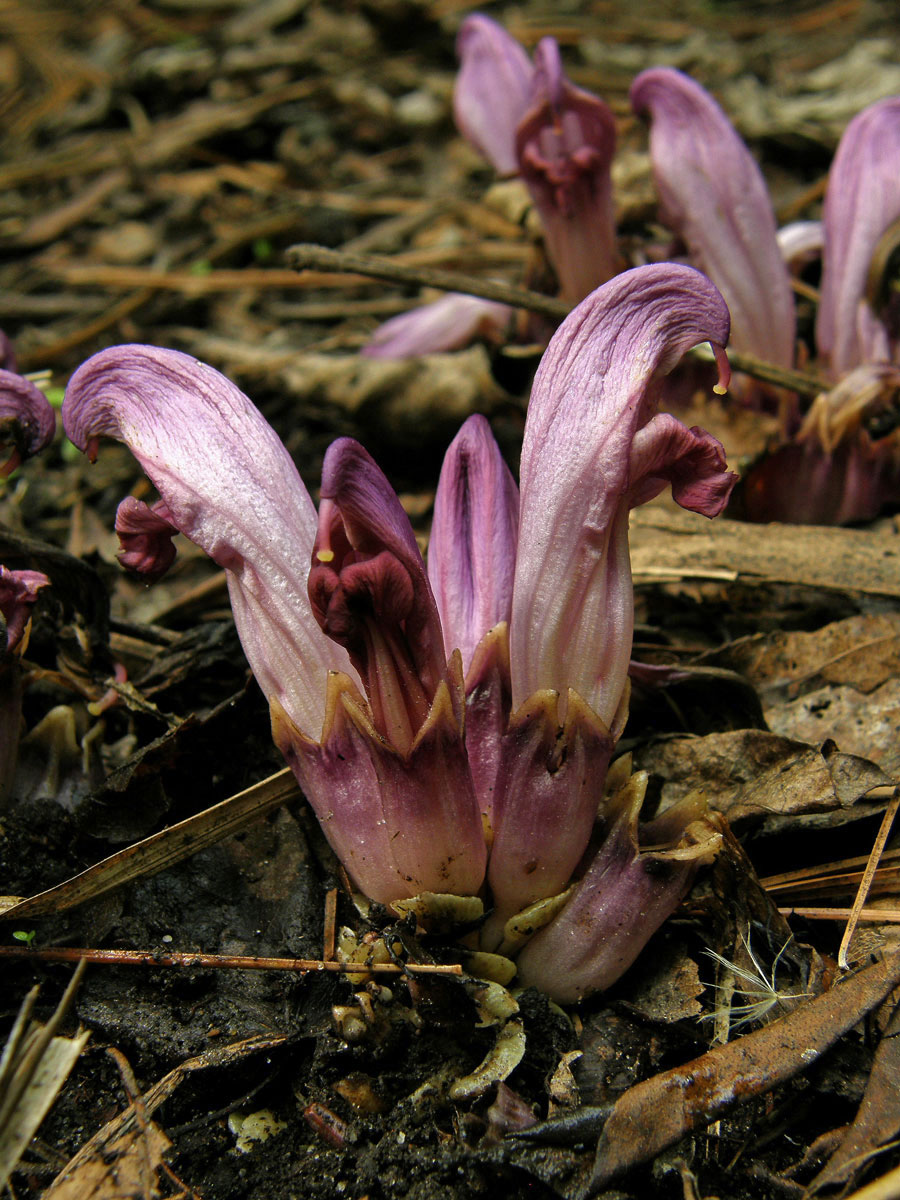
[252,238,273,263]
[12,930,36,945]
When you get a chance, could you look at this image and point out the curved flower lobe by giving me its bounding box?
[0,567,49,653]
[62,345,352,739]
[115,497,179,580]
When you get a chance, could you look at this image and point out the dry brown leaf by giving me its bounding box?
[808,994,900,1193]
[0,965,89,1190]
[0,1034,90,1190]
[635,731,890,827]
[45,1121,171,1200]
[43,1035,286,1197]
[619,941,704,1024]
[767,682,900,777]
[589,953,900,1192]
[708,614,900,697]
[698,615,900,774]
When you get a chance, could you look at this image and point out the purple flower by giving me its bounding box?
[0,567,49,654]
[0,369,56,478]
[817,98,900,376]
[366,15,618,357]
[62,263,733,1001]
[455,16,619,303]
[632,70,900,523]
[361,293,512,360]
[741,364,900,524]
[453,15,533,176]
[514,37,619,304]
[630,68,796,371]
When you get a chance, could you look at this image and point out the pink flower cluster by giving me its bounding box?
[61,265,732,1001]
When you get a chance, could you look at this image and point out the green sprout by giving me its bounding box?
[12,930,36,946]
[252,238,273,263]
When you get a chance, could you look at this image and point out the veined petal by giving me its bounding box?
[516,38,619,303]
[362,294,512,359]
[515,791,722,1002]
[462,622,512,825]
[428,414,519,669]
[818,96,900,375]
[272,676,410,903]
[631,67,795,367]
[62,345,353,738]
[485,687,618,933]
[454,14,534,175]
[0,370,56,477]
[315,437,449,698]
[381,673,486,896]
[510,264,732,727]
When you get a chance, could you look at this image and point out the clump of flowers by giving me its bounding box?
[364,14,619,359]
[367,23,900,528]
[632,69,900,523]
[62,263,732,1002]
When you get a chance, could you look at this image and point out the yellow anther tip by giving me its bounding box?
[712,384,728,395]
[316,548,335,563]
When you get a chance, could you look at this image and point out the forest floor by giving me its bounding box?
[4,1,900,1198]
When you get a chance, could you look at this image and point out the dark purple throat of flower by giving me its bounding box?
[519,110,604,217]
[309,498,432,756]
